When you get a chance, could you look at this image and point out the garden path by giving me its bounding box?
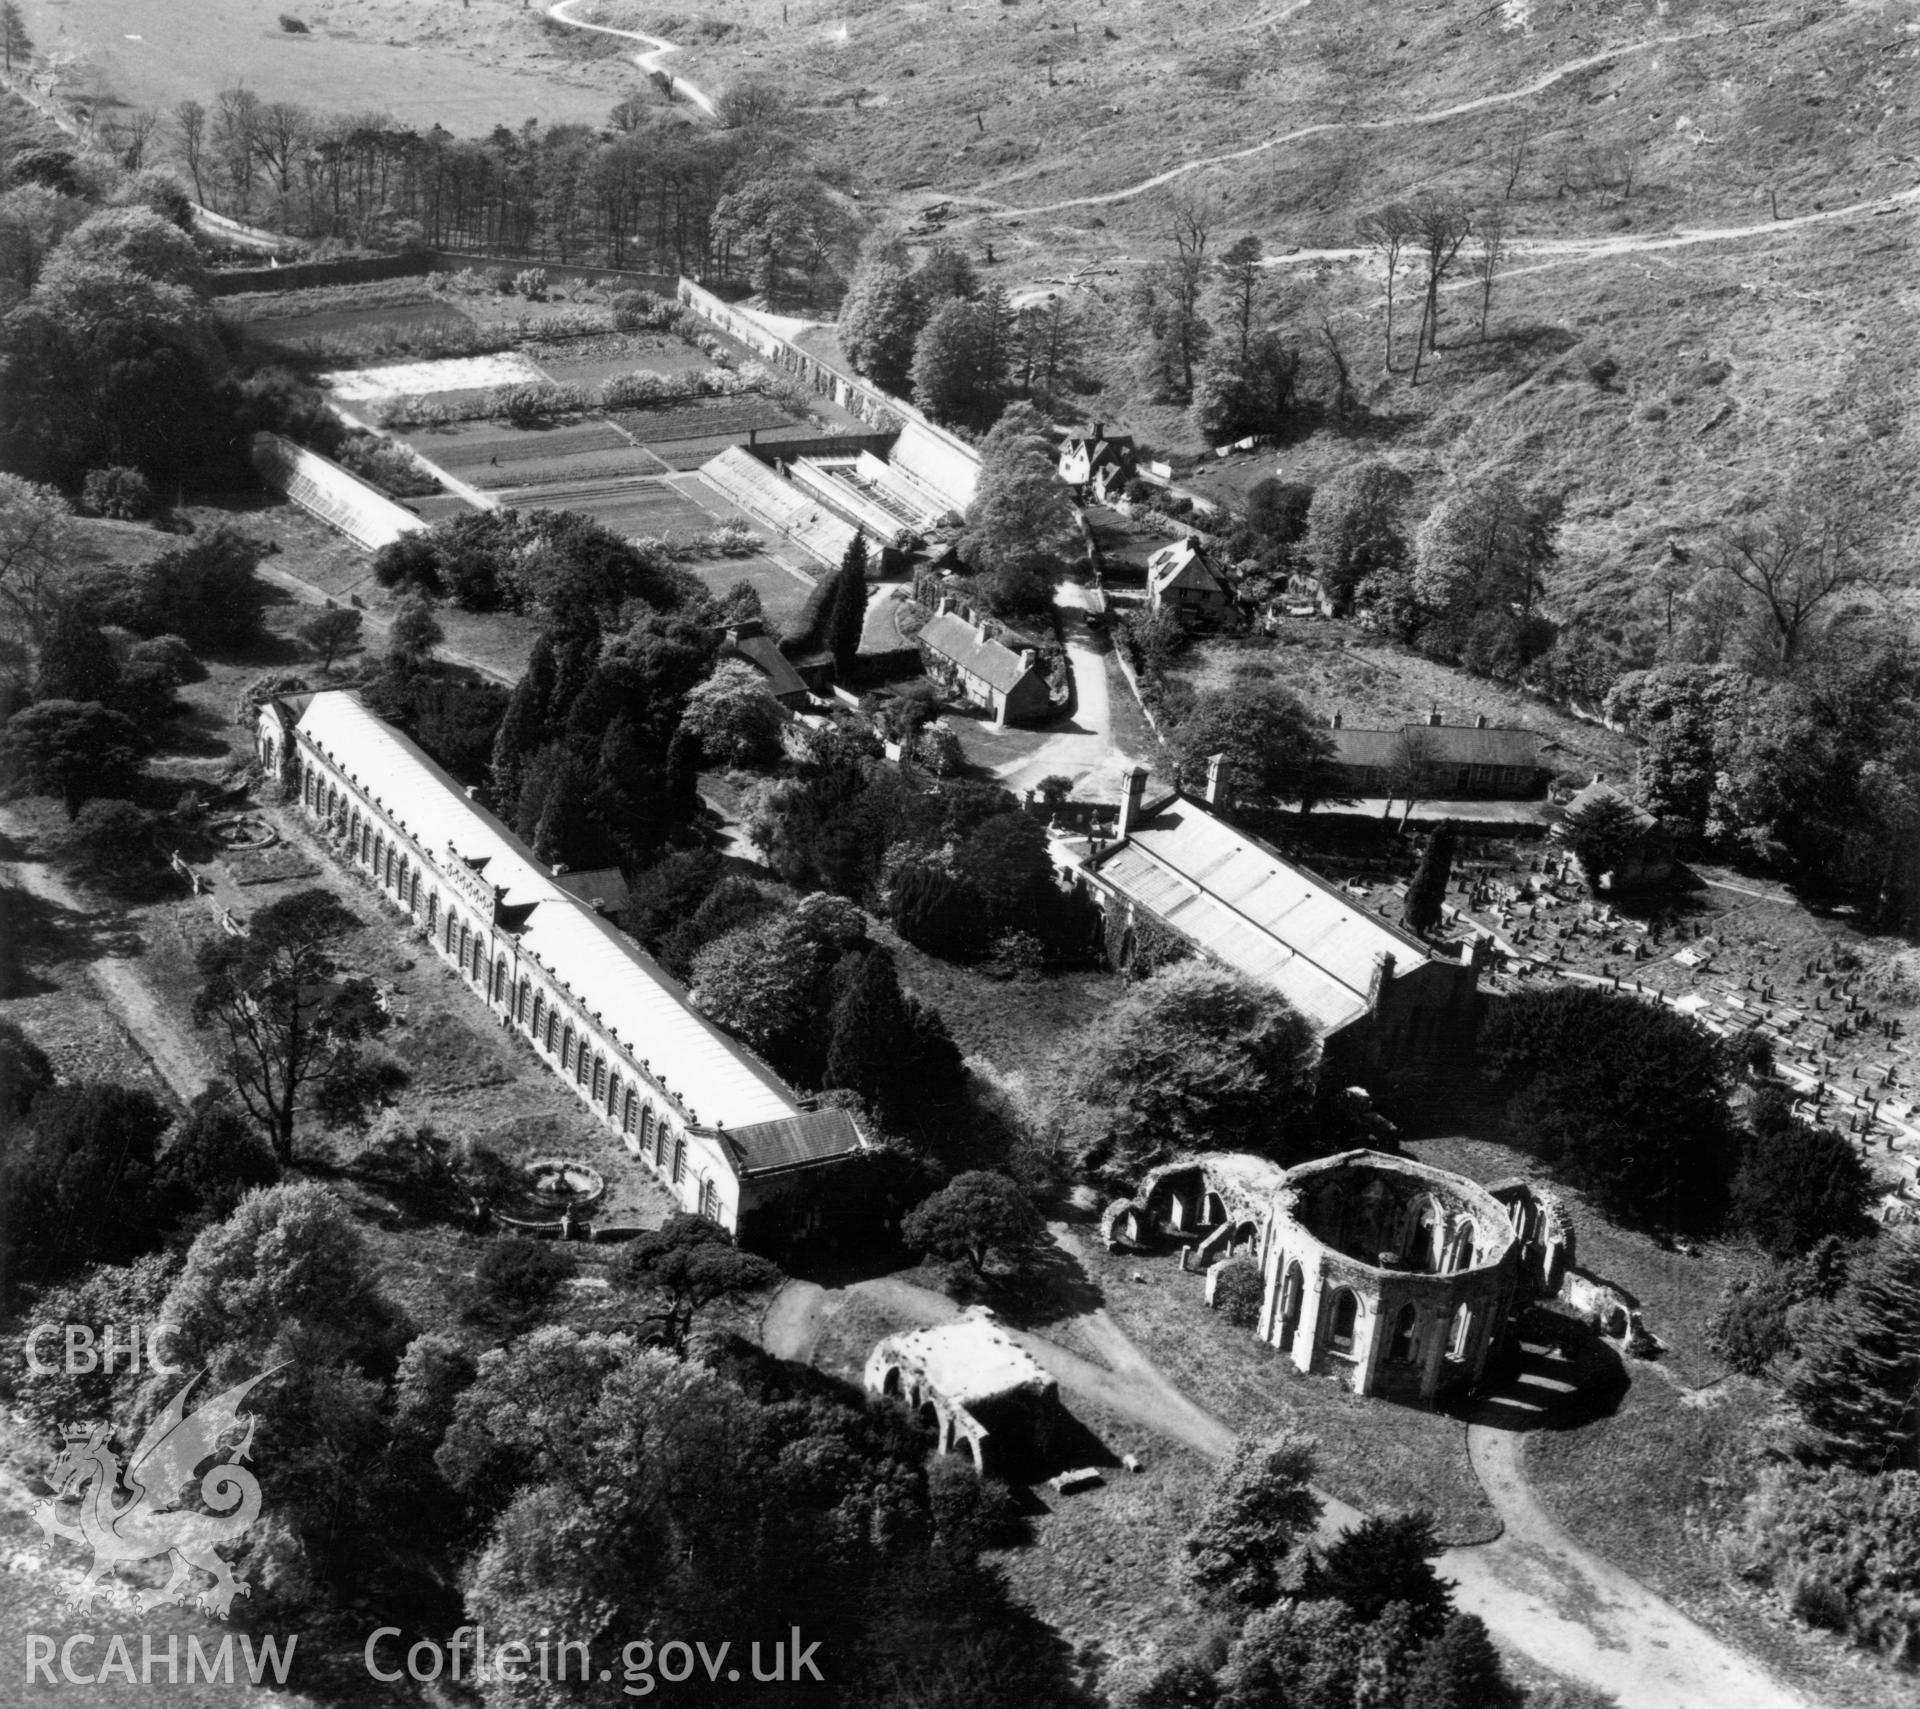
[0,808,209,1103]
[761,1226,1822,1709]
[545,0,719,119]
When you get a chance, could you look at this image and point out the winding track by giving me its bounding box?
[545,0,717,119]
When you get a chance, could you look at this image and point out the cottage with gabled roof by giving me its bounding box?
[1058,421,1137,497]
[255,689,868,1248]
[1147,535,1236,629]
[917,598,1053,727]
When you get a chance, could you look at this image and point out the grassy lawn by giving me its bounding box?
[1073,1234,1500,1545]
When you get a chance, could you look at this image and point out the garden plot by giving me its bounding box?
[509,474,728,538]
[612,396,815,451]
[326,352,548,405]
[230,297,478,350]
[401,418,663,489]
[529,331,720,387]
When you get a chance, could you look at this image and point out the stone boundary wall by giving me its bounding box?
[208,253,436,297]
[675,280,983,511]
[251,432,428,553]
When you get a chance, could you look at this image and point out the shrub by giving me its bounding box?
[81,467,157,521]
[913,721,964,778]
[513,267,549,300]
[1213,1256,1264,1328]
[278,13,309,31]
[463,1236,577,1332]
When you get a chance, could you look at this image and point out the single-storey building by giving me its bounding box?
[1053,768,1486,1088]
[1327,711,1548,800]
[917,600,1053,727]
[865,1310,1062,1473]
[256,689,869,1246]
[1147,536,1236,628]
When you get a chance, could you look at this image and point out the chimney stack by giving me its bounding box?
[1330,708,1343,729]
[1475,713,1488,729]
[938,594,954,616]
[1427,706,1444,727]
[1092,421,1104,440]
[1021,648,1038,673]
[1204,751,1228,808]
[1117,766,1148,839]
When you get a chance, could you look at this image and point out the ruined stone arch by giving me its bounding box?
[1389,1302,1418,1363]
[1279,1261,1305,1351]
[1328,1287,1360,1354]
[1447,1301,1473,1359]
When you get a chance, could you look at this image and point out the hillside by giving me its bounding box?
[608,0,1920,650]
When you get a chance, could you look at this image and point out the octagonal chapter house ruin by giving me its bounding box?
[1256,1151,1569,1404]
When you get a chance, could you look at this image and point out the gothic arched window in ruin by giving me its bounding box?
[1329,1288,1359,1355]
[1448,1225,1476,1273]
[1279,1261,1304,1351]
[1448,1302,1472,1360]
[1389,1303,1418,1363]
[561,1024,575,1074]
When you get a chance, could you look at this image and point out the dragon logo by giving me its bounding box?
[33,1367,280,1619]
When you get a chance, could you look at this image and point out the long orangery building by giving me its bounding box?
[256,690,868,1245]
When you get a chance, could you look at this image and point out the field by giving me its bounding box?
[34,0,636,131]
[402,416,663,485]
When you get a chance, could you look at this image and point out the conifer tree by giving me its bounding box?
[35,602,118,704]
[1404,1615,1523,1709]
[1785,1235,1920,1471]
[490,634,555,808]
[830,534,869,671]
[1404,820,1456,938]
[824,945,963,1128]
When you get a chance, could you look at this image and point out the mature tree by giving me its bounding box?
[657,872,775,977]
[1403,820,1456,937]
[58,206,206,290]
[465,1238,579,1335]
[680,658,782,767]
[1412,473,1559,653]
[0,474,76,649]
[1,699,144,816]
[1706,496,1898,665]
[1175,681,1345,813]
[1479,986,1736,1227]
[838,261,926,394]
[1183,1428,1323,1608]
[960,404,1076,610]
[1193,329,1304,446]
[831,532,870,671]
[152,1085,281,1225]
[0,1,31,74]
[0,1082,174,1299]
[889,859,987,961]
[1405,1614,1524,1709]
[1388,728,1445,818]
[1559,790,1644,891]
[191,888,397,1163]
[1013,293,1086,404]
[1784,1235,1920,1471]
[613,1213,780,1352]
[35,601,118,702]
[1472,203,1510,341]
[1217,1599,1356,1709]
[711,172,851,307]
[901,1171,1046,1278]
[1302,1511,1453,1634]
[1357,201,1418,370]
[300,605,363,671]
[119,525,269,651]
[912,296,1006,428]
[824,945,964,1131]
[69,798,163,893]
[1057,961,1320,1177]
[386,596,443,665]
[689,908,834,1075]
[1732,1117,1873,1258]
[1408,193,1473,379]
[172,99,209,203]
[1304,460,1413,615]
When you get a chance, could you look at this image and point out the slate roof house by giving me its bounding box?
[1327,711,1548,800]
[1147,536,1236,628]
[1053,767,1486,1088]
[917,599,1053,727]
[1058,423,1137,499]
[255,690,868,1247]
